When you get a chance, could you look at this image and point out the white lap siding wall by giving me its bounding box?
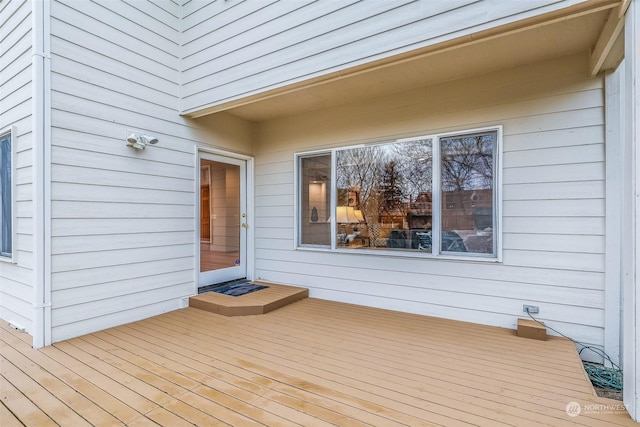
[46,0,254,342]
[0,0,35,334]
[180,0,589,115]
[253,54,607,361]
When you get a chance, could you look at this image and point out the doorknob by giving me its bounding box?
[241,223,248,229]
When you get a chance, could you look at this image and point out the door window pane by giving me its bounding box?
[200,159,240,272]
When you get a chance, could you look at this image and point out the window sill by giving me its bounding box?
[296,245,501,263]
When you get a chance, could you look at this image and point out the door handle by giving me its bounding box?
[241,223,248,229]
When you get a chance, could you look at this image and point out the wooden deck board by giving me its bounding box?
[220,302,589,387]
[0,355,92,426]
[106,317,369,426]
[170,314,578,415]
[1,298,635,426]
[117,319,379,426]
[93,328,361,427]
[1,322,143,424]
[162,309,601,427]
[1,341,123,426]
[0,399,24,427]
[0,375,57,427]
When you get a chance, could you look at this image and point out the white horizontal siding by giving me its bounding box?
[46,0,252,342]
[503,181,605,201]
[51,270,193,308]
[0,0,34,335]
[255,254,604,314]
[52,217,194,237]
[52,0,180,81]
[253,54,607,361]
[52,257,193,291]
[52,231,193,255]
[181,0,589,114]
[51,298,187,342]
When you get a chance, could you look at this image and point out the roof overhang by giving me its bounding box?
[189,0,625,122]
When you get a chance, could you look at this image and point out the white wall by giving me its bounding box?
[47,0,254,342]
[254,54,608,361]
[0,0,34,334]
[623,0,640,419]
[180,0,591,115]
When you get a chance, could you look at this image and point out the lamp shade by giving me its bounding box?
[336,206,360,223]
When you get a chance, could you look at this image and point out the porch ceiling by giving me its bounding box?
[221,6,614,122]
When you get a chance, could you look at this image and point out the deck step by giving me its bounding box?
[517,318,547,340]
[189,282,308,316]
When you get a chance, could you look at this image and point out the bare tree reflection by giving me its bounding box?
[336,139,432,224]
[334,133,494,254]
[441,133,494,191]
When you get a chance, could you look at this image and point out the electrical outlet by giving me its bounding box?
[523,305,539,314]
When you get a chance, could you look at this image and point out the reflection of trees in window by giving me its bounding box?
[336,139,432,224]
[336,146,384,223]
[440,132,495,252]
[302,129,498,255]
[392,140,433,202]
[441,133,494,192]
[380,160,405,216]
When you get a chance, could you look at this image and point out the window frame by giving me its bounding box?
[294,125,502,262]
[0,126,16,262]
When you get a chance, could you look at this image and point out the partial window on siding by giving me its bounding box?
[0,130,12,258]
[296,127,501,259]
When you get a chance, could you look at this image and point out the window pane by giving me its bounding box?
[0,132,11,257]
[440,131,495,255]
[299,154,331,246]
[336,139,432,251]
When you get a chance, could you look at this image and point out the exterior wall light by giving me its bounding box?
[126,133,158,150]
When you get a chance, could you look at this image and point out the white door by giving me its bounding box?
[198,153,247,287]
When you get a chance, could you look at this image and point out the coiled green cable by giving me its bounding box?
[526,310,623,391]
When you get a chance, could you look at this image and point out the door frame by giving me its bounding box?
[195,148,254,291]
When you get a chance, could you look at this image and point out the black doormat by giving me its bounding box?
[199,278,248,294]
[208,281,268,297]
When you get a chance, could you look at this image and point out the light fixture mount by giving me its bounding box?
[126,132,158,150]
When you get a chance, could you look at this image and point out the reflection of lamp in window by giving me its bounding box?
[354,209,365,223]
[336,206,361,244]
[336,206,360,224]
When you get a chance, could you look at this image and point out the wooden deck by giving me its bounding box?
[190,282,309,316]
[1,298,635,426]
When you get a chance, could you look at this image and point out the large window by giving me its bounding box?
[0,128,13,259]
[297,127,500,258]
